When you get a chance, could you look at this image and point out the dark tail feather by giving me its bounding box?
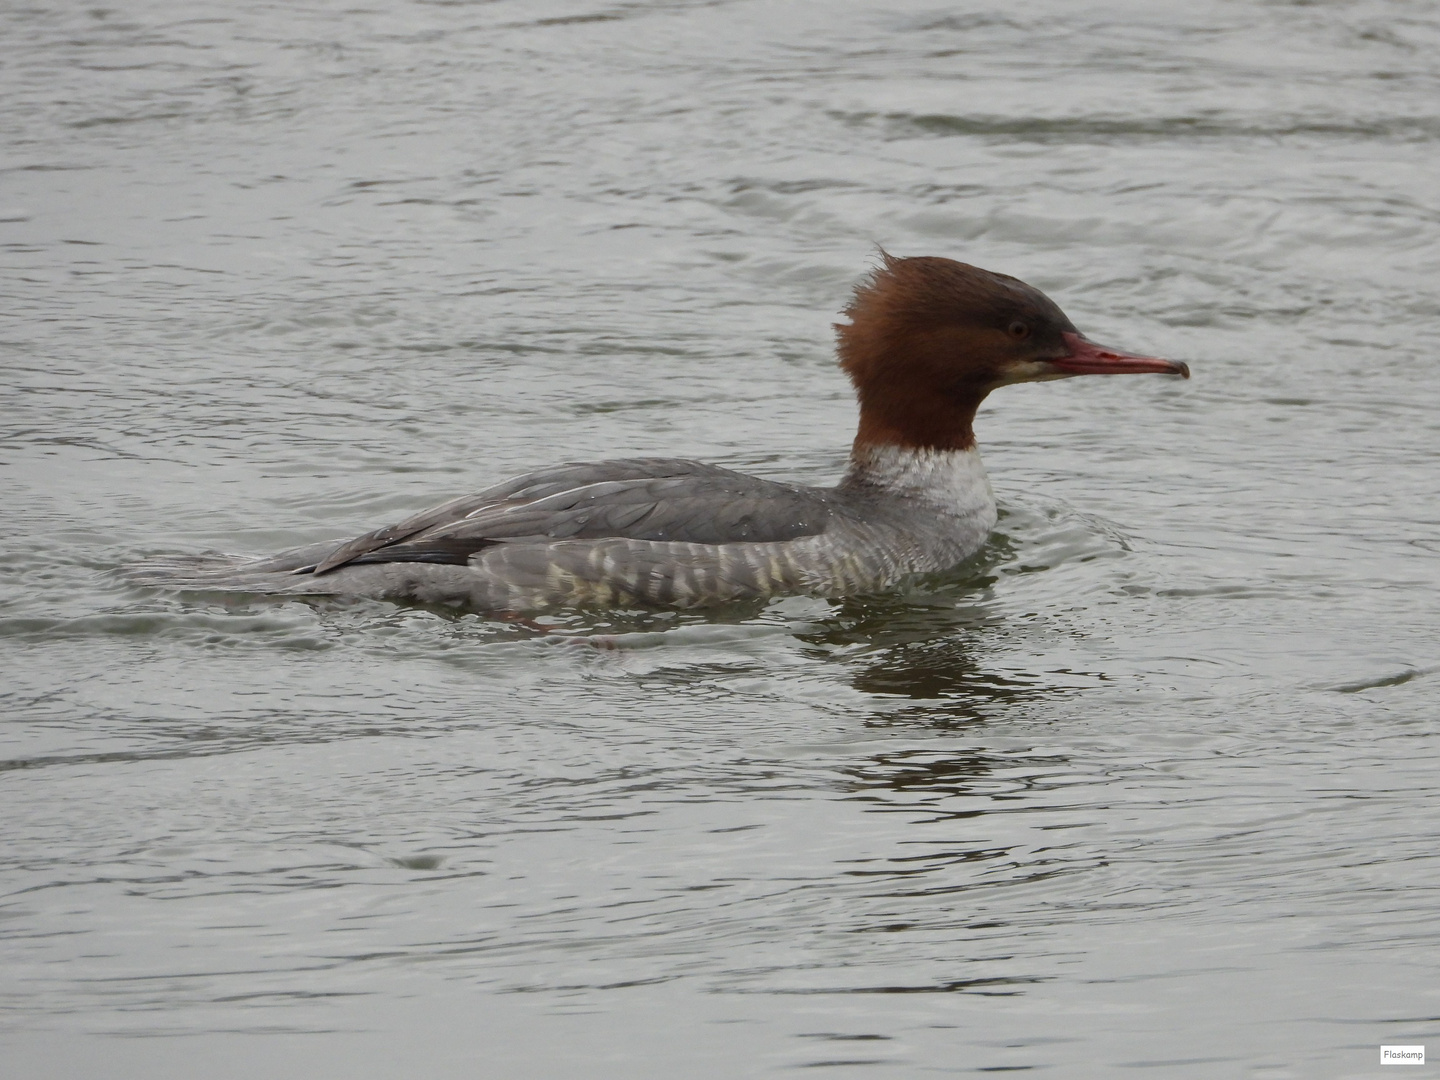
[121,538,348,591]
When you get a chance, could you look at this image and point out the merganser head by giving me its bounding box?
[837,253,1189,453]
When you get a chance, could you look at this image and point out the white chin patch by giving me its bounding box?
[994,360,1065,386]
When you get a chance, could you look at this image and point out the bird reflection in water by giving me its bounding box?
[796,529,1064,729]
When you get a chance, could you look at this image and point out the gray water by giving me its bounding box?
[3,1,1439,1077]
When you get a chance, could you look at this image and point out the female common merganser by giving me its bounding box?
[133,255,1188,611]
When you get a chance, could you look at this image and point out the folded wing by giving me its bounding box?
[310,458,836,574]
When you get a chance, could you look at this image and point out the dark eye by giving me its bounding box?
[1008,321,1030,340]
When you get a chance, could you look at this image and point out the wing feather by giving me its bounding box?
[314,458,838,574]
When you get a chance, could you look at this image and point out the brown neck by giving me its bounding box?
[850,383,986,456]
[838,306,996,456]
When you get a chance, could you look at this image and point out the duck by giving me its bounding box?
[132,254,1189,611]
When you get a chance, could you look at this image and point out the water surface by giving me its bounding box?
[3,1,1439,1077]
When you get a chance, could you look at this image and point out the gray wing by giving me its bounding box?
[310,458,836,574]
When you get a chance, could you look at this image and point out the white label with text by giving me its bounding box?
[1381,1046,1425,1066]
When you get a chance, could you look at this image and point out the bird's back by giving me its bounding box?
[128,455,996,610]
